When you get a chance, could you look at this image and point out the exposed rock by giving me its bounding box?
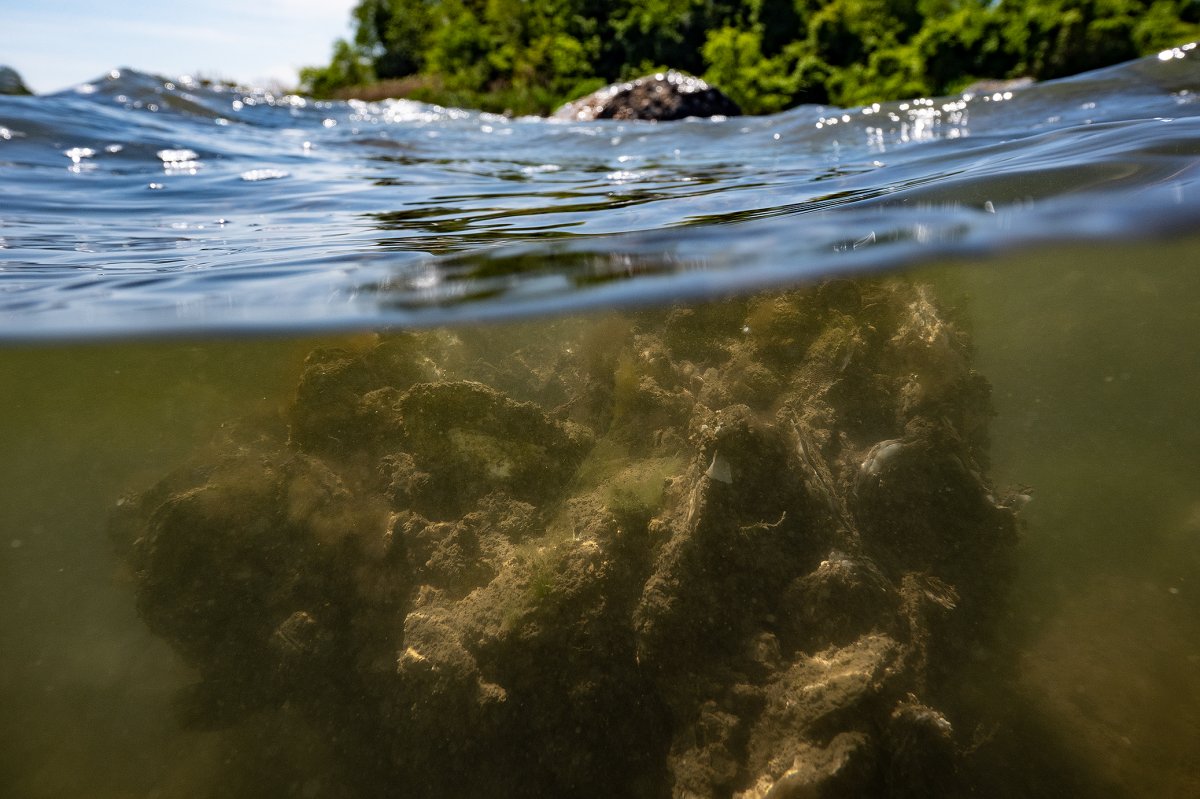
[552,70,742,122]
[112,278,1023,797]
[0,65,31,96]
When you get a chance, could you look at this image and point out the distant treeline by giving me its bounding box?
[301,0,1200,113]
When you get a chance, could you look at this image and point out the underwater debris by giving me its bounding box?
[705,450,733,484]
[112,278,1021,798]
[860,438,906,478]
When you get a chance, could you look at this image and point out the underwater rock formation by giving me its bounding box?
[552,70,742,121]
[113,279,1020,797]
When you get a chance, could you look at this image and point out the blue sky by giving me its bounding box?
[1,0,357,93]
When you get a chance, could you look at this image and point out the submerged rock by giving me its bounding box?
[113,278,1023,797]
[552,70,742,122]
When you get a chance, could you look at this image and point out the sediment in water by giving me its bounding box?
[112,278,1021,798]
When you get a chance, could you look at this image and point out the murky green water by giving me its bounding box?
[1,238,1198,797]
[0,339,316,796]
[933,237,1200,797]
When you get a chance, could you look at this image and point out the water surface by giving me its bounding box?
[1,48,1198,336]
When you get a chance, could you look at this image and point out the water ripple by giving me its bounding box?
[0,49,1198,337]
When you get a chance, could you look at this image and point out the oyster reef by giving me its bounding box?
[113,278,1021,797]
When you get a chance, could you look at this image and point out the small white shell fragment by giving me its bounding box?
[706,450,733,484]
[861,439,905,476]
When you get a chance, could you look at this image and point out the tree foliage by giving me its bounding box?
[301,0,1200,113]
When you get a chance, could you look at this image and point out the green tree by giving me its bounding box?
[299,39,374,96]
[913,4,1013,93]
[701,26,828,112]
[302,0,1200,111]
[1133,0,1200,51]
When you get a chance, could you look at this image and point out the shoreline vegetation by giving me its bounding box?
[301,0,1200,116]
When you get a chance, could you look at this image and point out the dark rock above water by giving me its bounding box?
[0,66,32,96]
[552,70,741,122]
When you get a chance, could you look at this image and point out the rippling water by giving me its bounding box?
[2,47,1199,337]
[3,50,1200,799]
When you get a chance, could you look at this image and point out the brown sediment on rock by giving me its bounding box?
[552,70,742,122]
[112,278,1022,797]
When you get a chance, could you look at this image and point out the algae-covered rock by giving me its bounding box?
[113,279,1022,797]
